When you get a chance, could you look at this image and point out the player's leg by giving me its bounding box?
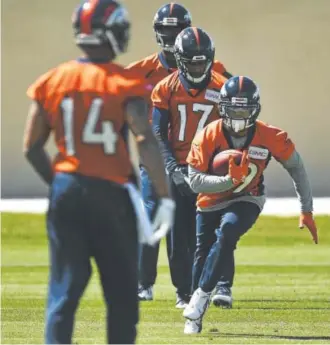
[184,202,260,321]
[138,166,159,300]
[187,194,198,284]
[212,255,235,308]
[200,202,260,292]
[167,182,194,307]
[191,211,218,292]
[184,211,218,334]
[45,173,92,344]
[88,181,139,344]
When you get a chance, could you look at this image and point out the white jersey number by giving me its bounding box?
[233,162,258,193]
[177,103,214,142]
[61,97,118,156]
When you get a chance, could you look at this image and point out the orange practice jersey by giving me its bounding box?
[151,70,227,165]
[27,60,151,184]
[125,53,174,92]
[125,52,226,91]
[187,119,295,209]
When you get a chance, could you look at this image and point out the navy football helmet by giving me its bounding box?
[219,76,261,133]
[153,3,192,53]
[72,0,130,56]
[174,27,215,85]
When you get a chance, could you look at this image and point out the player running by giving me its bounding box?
[183,75,318,334]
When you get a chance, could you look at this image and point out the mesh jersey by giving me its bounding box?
[27,60,151,184]
[151,70,227,164]
[187,119,295,208]
[125,52,227,118]
[125,52,226,88]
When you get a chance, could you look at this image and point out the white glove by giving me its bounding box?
[149,197,176,246]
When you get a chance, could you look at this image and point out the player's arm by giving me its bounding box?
[271,129,318,244]
[124,97,171,199]
[23,100,53,185]
[187,126,235,193]
[152,106,177,174]
[279,150,318,243]
[188,165,234,193]
[151,80,193,196]
[279,150,313,213]
[153,106,194,196]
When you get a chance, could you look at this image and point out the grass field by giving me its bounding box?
[1,213,330,344]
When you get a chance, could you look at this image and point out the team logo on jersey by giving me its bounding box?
[205,89,220,103]
[248,146,269,160]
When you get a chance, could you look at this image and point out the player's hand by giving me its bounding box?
[171,167,194,196]
[299,212,318,244]
[228,150,250,185]
[149,198,176,245]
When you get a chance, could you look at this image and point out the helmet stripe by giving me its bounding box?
[192,27,200,49]
[238,75,244,93]
[80,0,99,34]
[169,2,175,15]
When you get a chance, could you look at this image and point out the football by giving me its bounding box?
[211,149,243,176]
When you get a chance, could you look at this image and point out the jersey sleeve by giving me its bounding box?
[125,57,149,72]
[213,60,226,75]
[267,125,295,161]
[121,77,154,103]
[151,80,170,110]
[125,60,143,71]
[186,124,218,172]
[26,68,56,105]
[26,68,57,126]
[125,56,155,78]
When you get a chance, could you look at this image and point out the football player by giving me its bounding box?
[23,1,175,343]
[183,76,318,334]
[125,3,233,303]
[151,27,228,308]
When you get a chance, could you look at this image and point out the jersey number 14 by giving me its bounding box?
[61,97,118,156]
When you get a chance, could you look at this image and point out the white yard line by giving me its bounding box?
[1,198,329,215]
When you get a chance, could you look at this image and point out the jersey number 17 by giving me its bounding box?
[177,103,214,141]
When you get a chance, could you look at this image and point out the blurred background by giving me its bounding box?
[2,0,330,198]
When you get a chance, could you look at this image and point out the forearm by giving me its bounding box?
[280,150,313,212]
[152,107,177,173]
[25,146,53,186]
[24,101,53,185]
[138,131,170,198]
[155,133,177,173]
[188,165,234,193]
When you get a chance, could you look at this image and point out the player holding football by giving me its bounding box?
[182,75,318,334]
[23,0,175,343]
[151,27,229,308]
[125,3,233,304]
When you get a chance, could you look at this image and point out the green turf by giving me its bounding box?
[1,213,330,344]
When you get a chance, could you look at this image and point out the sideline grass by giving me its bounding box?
[1,213,330,344]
